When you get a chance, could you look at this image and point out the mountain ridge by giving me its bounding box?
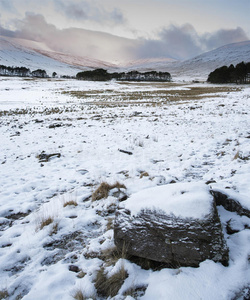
[121,40,250,80]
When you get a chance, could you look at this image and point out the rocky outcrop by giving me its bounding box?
[114,183,229,268]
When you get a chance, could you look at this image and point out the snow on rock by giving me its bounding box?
[119,182,213,219]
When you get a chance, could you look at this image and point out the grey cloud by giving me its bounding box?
[13,13,58,42]
[109,8,125,24]
[54,0,125,25]
[0,0,16,12]
[134,24,249,60]
[202,27,249,50]
[63,4,87,20]
[159,24,202,59]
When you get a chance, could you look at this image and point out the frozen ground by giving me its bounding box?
[0,77,249,299]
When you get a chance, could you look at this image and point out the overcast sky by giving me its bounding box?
[0,0,249,63]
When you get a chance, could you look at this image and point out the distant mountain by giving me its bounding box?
[122,41,250,81]
[0,36,117,76]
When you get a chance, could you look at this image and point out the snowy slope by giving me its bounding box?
[0,78,250,299]
[0,36,117,76]
[169,40,250,80]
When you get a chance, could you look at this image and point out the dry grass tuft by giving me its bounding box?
[101,244,130,266]
[95,265,128,298]
[233,151,249,161]
[83,244,129,264]
[106,217,114,231]
[63,200,78,207]
[100,247,120,266]
[123,285,148,298]
[92,181,126,201]
[72,288,96,300]
[49,222,59,236]
[233,150,240,160]
[0,289,9,299]
[40,216,54,230]
[73,289,86,300]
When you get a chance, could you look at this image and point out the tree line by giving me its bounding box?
[207,62,250,84]
[0,65,48,78]
[76,69,171,82]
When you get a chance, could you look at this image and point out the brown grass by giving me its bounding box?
[72,289,95,300]
[0,289,9,299]
[234,151,249,161]
[62,84,242,108]
[49,222,59,236]
[100,247,121,266]
[40,216,54,230]
[95,265,128,298]
[72,290,84,300]
[106,217,114,231]
[63,200,78,207]
[83,243,129,264]
[100,243,130,267]
[92,181,126,201]
[233,150,240,160]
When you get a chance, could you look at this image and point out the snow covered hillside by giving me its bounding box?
[0,36,116,77]
[0,77,249,299]
[122,41,250,81]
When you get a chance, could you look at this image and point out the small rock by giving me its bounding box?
[49,123,62,128]
[226,219,244,235]
[169,179,177,184]
[37,151,61,162]
[69,265,80,273]
[206,179,217,185]
[211,189,250,218]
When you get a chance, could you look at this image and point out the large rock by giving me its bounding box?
[114,182,229,267]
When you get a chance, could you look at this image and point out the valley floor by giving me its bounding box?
[0,77,249,299]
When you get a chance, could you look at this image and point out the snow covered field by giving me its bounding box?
[0,77,249,299]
